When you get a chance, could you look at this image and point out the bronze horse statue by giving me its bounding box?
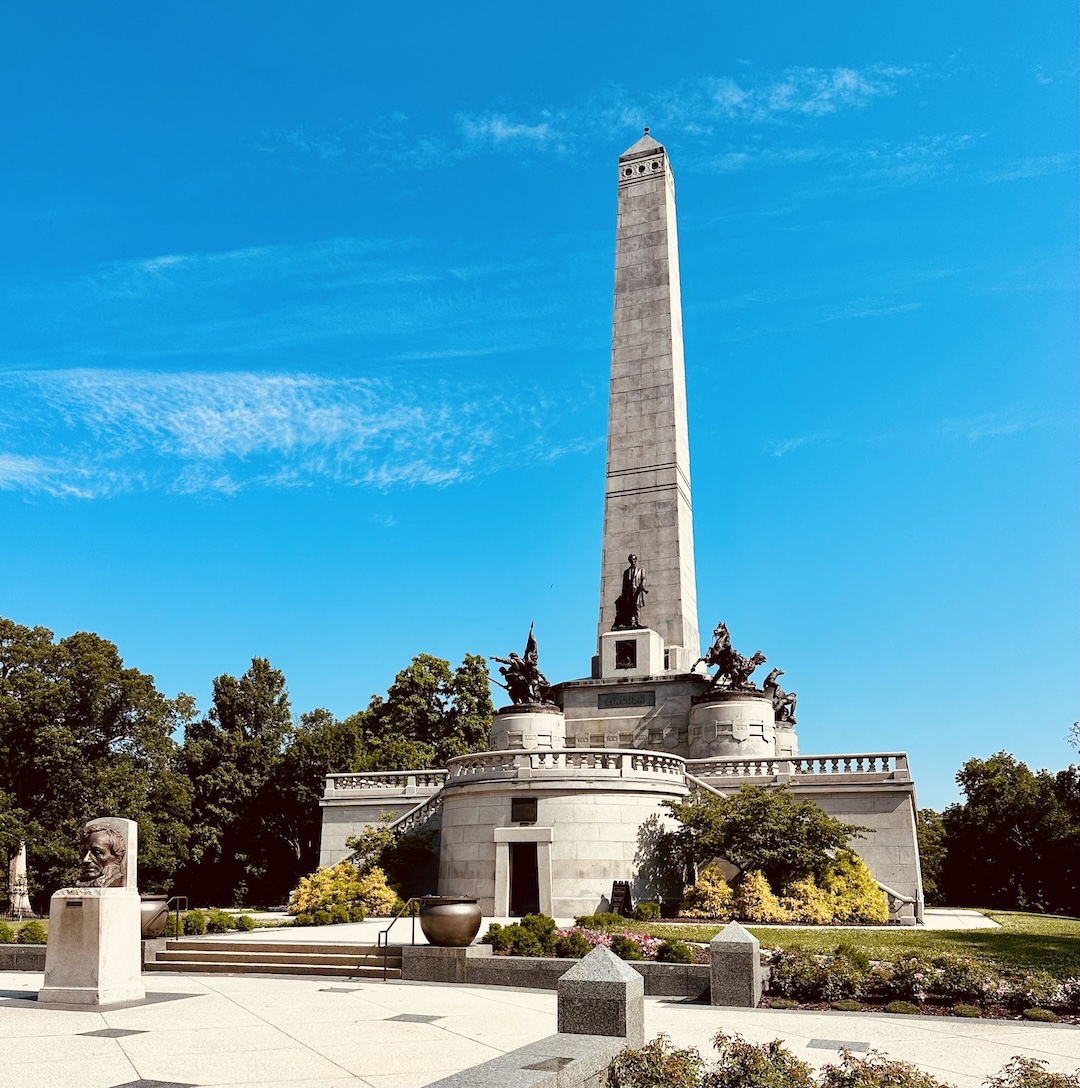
[693,622,767,690]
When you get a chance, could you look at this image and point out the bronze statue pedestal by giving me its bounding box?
[688,689,775,760]
[598,627,665,679]
[490,703,565,751]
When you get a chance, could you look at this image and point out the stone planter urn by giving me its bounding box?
[140,895,170,939]
[418,896,483,947]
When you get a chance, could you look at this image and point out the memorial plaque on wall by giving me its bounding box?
[598,691,656,709]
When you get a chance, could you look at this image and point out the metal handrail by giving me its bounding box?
[166,895,188,939]
[376,896,423,981]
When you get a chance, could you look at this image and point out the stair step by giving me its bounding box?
[148,960,400,978]
[156,950,400,967]
[165,940,397,957]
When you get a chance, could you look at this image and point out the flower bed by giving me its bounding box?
[482,914,708,964]
[761,946,1080,1024]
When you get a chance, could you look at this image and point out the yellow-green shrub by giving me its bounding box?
[353,866,400,916]
[735,869,789,923]
[289,860,362,915]
[680,865,735,919]
[288,860,399,918]
[822,851,889,925]
[780,876,835,925]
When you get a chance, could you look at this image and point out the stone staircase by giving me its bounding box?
[146,938,403,979]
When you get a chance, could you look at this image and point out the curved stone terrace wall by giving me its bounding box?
[444,748,687,788]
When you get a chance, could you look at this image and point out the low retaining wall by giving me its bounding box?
[400,945,710,1000]
[1,940,167,972]
[0,943,47,971]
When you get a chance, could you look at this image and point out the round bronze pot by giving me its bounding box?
[140,895,170,938]
[418,896,483,947]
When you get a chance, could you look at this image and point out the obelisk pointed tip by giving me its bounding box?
[619,128,664,161]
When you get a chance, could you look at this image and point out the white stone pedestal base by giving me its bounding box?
[689,690,775,759]
[774,722,799,758]
[490,704,566,750]
[39,888,145,1006]
[599,628,664,679]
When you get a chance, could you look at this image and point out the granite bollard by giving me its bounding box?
[709,920,763,1007]
[557,944,644,1046]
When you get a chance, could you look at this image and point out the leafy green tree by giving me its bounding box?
[0,616,192,904]
[356,652,492,770]
[664,784,868,893]
[264,707,366,887]
[916,808,947,906]
[181,657,293,906]
[941,752,1077,913]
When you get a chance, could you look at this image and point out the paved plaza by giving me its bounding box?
[2,964,1078,1088]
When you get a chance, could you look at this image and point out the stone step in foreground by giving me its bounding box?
[146,937,404,978]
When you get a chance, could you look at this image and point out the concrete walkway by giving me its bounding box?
[1,969,1077,1088]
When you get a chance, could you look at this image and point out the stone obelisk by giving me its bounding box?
[597,131,699,672]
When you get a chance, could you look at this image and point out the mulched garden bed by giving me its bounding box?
[762,996,1080,1025]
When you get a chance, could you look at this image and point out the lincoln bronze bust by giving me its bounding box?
[75,822,127,888]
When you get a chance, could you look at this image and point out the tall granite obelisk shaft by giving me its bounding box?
[597,132,699,670]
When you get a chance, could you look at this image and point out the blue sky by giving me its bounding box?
[1,2,1076,808]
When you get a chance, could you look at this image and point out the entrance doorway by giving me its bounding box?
[509,842,540,916]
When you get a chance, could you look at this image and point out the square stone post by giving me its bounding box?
[558,945,644,1046]
[709,920,763,1007]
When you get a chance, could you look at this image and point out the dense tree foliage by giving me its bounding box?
[0,613,492,910]
[936,752,1079,915]
[0,617,192,899]
[664,784,868,892]
[180,657,294,906]
[916,808,947,906]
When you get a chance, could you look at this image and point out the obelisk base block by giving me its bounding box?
[39,888,145,1006]
[599,629,664,679]
[689,690,775,760]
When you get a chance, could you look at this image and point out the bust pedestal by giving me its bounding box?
[689,689,775,760]
[39,888,145,1006]
[490,704,566,750]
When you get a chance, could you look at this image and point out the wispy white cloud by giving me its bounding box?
[2,231,597,372]
[984,151,1076,183]
[255,63,916,169]
[822,299,921,322]
[766,432,831,457]
[0,368,600,499]
[941,412,1051,442]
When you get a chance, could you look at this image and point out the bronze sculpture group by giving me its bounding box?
[693,621,797,722]
[490,624,553,705]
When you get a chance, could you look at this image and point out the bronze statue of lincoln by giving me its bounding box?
[613,553,648,629]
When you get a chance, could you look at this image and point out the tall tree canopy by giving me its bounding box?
[0,616,191,902]
[940,751,1079,914]
[356,652,493,771]
[181,657,293,906]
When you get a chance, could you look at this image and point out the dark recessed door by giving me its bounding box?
[509,842,540,917]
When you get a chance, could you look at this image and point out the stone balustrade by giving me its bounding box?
[685,752,910,782]
[445,748,687,784]
[389,786,446,837]
[323,770,448,794]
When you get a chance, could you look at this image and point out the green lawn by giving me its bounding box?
[632,911,1080,978]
